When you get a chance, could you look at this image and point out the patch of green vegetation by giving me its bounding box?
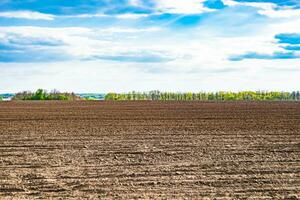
[84,97,98,100]
[12,89,82,101]
[105,91,300,101]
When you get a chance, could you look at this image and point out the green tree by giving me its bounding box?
[32,89,46,100]
[103,91,300,101]
[12,89,81,101]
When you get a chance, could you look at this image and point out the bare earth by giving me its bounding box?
[0,101,299,199]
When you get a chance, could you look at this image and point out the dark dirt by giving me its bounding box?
[0,101,299,199]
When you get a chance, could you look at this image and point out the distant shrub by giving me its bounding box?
[84,97,98,100]
[12,89,82,101]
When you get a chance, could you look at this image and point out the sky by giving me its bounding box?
[1,0,300,93]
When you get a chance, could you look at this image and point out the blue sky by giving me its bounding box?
[1,0,300,92]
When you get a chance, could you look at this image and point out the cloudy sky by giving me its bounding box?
[1,0,300,93]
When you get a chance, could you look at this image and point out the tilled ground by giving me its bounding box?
[0,101,299,199]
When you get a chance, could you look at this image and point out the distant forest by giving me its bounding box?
[12,89,81,101]
[1,90,300,101]
[105,91,300,101]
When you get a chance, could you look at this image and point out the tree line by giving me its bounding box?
[105,91,300,101]
[3,90,300,101]
[12,89,82,100]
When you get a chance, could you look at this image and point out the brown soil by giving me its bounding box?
[0,101,299,199]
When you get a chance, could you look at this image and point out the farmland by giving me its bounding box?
[0,101,299,199]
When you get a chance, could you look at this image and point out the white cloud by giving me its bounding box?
[222,0,276,8]
[64,13,108,18]
[0,26,167,60]
[61,13,150,19]
[0,11,54,20]
[154,0,213,14]
[259,8,300,18]
[0,22,295,67]
[114,13,149,19]
[96,27,160,34]
[1,4,300,92]
[128,0,142,7]
[240,1,300,18]
[222,0,300,18]
[1,58,299,93]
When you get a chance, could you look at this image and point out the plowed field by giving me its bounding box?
[0,101,299,199]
